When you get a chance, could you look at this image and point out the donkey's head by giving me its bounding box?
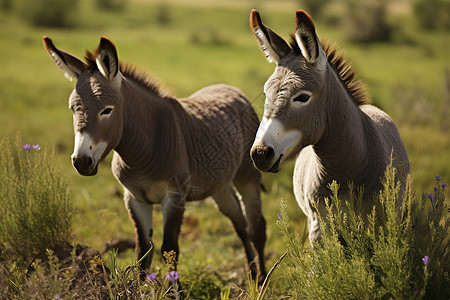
[44,37,124,176]
[249,10,329,172]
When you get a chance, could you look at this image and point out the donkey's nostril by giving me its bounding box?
[72,156,95,176]
[264,147,275,161]
[251,145,275,171]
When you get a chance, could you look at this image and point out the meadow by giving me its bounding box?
[0,0,449,298]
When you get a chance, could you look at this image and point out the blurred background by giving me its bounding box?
[0,0,449,289]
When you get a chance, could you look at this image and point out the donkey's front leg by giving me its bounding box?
[161,191,186,270]
[124,189,154,270]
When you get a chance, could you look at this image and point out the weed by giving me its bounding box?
[0,135,73,266]
[276,161,449,299]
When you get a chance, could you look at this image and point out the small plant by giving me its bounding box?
[277,161,449,299]
[0,135,73,266]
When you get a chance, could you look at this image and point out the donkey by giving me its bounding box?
[43,36,267,281]
[249,10,409,242]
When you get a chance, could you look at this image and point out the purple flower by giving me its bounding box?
[427,193,434,202]
[436,176,442,182]
[32,144,41,151]
[23,144,31,151]
[422,255,429,265]
[442,183,447,189]
[167,271,179,282]
[146,273,156,282]
[278,213,282,219]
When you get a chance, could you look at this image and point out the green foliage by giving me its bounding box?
[298,0,332,19]
[99,248,227,300]
[2,250,71,298]
[414,0,450,30]
[0,0,449,297]
[184,268,222,300]
[343,0,393,43]
[15,0,78,27]
[277,162,449,299]
[96,0,128,11]
[0,136,73,265]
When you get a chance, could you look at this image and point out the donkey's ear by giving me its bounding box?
[250,10,291,64]
[95,37,119,81]
[294,10,327,72]
[43,36,86,81]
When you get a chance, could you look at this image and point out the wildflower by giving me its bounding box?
[422,256,429,265]
[167,270,179,282]
[146,273,156,282]
[23,144,31,151]
[442,183,447,189]
[436,176,442,182]
[278,213,282,219]
[32,144,41,151]
[427,193,434,202]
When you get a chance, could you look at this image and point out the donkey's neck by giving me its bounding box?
[313,68,372,183]
[114,79,181,179]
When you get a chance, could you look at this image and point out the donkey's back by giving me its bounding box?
[177,84,261,198]
[362,104,409,166]
[361,104,410,189]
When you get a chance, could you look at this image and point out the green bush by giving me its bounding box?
[15,0,78,27]
[299,0,332,19]
[277,162,449,299]
[414,0,450,31]
[96,0,127,11]
[0,136,73,265]
[344,0,393,43]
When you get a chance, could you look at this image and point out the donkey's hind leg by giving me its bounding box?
[212,185,258,280]
[234,179,267,284]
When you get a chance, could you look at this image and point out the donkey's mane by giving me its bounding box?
[84,50,171,97]
[290,37,371,106]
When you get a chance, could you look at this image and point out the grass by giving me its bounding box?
[0,0,449,298]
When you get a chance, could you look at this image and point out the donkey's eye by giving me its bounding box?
[100,108,113,116]
[293,93,311,103]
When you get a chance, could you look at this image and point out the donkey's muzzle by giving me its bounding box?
[72,156,98,176]
[251,145,281,173]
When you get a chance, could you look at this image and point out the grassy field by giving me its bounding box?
[1,0,449,297]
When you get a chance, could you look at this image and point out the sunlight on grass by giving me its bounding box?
[0,0,449,298]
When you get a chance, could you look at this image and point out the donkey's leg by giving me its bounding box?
[212,185,258,279]
[123,189,154,270]
[234,180,267,284]
[161,192,185,270]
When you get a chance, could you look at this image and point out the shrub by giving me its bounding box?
[15,0,78,27]
[414,0,450,31]
[0,136,73,266]
[277,161,449,299]
[344,0,393,43]
[96,0,128,11]
[299,0,332,19]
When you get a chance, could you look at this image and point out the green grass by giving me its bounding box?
[0,0,449,298]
